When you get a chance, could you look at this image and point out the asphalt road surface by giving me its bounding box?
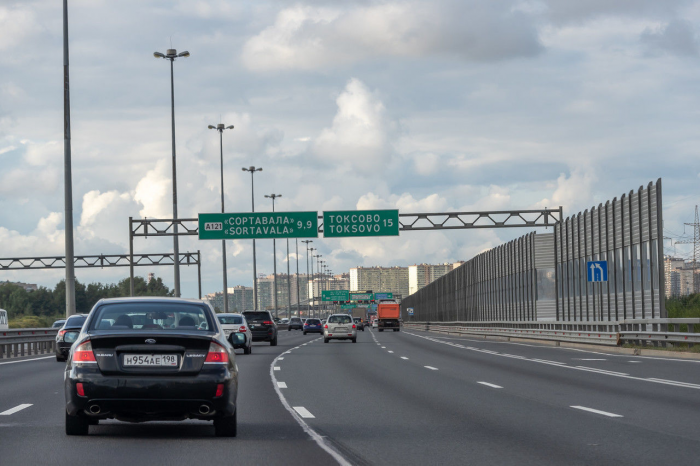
[2,327,700,465]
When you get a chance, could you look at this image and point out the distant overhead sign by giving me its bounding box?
[198,212,318,240]
[374,292,393,300]
[407,307,414,316]
[349,292,373,301]
[322,290,349,302]
[587,261,608,282]
[323,210,399,237]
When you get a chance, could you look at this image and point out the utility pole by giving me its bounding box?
[286,238,291,320]
[242,166,262,309]
[295,238,300,318]
[63,0,76,317]
[309,247,316,317]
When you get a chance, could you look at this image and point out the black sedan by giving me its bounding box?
[64,297,238,437]
[56,314,88,362]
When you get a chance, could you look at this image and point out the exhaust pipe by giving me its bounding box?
[198,405,211,415]
[89,405,101,415]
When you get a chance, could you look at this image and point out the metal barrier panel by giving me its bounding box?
[401,179,665,323]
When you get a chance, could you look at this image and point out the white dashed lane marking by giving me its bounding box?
[571,406,623,418]
[424,366,439,371]
[477,382,503,389]
[401,357,409,360]
[277,382,287,388]
[0,404,32,415]
[293,407,315,418]
[274,367,281,371]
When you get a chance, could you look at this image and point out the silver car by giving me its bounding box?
[323,314,357,343]
[217,313,253,354]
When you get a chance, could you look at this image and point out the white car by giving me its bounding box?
[217,313,253,354]
[372,320,378,329]
[324,314,357,343]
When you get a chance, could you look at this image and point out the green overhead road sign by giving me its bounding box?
[323,209,399,238]
[198,212,318,240]
[340,304,356,310]
[349,292,373,301]
[322,290,349,302]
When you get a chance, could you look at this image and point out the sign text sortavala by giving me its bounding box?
[198,212,318,240]
[323,210,399,237]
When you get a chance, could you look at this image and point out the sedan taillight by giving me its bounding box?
[263,321,274,325]
[57,329,67,342]
[204,341,229,364]
[73,340,96,363]
[352,324,356,329]
[238,326,247,332]
[324,324,328,329]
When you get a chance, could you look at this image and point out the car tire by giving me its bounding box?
[352,338,357,343]
[303,331,307,335]
[243,344,251,355]
[65,411,89,436]
[288,328,291,331]
[214,410,237,438]
[56,356,65,362]
[379,329,384,332]
[324,338,329,343]
[270,336,278,346]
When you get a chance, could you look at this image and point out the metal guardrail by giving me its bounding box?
[0,328,58,359]
[404,319,700,348]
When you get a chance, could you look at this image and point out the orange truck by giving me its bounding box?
[377,301,400,332]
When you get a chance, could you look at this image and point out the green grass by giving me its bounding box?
[9,314,64,329]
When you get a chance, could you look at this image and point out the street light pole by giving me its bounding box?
[154,48,189,297]
[295,238,300,317]
[265,194,282,319]
[302,241,312,318]
[242,166,262,309]
[286,238,291,320]
[308,247,315,317]
[315,254,322,317]
[63,0,76,317]
[208,123,234,312]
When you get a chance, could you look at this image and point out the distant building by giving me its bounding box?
[408,263,463,295]
[3,280,38,292]
[349,266,409,298]
[664,256,699,297]
[256,274,312,311]
[203,285,254,312]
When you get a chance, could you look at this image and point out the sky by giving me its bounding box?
[1,0,700,298]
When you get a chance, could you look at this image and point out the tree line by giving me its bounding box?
[0,276,173,327]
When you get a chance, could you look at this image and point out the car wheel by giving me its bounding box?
[65,411,89,436]
[56,356,65,362]
[243,344,251,355]
[324,338,329,343]
[379,329,384,332]
[288,328,291,331]
[270,336,278,346]
[214,410,237,438]
[303,331,307,335]
[352,338,357,343]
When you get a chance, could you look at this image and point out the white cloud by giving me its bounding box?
[535,169,597,213]
[313,78,395,168]
[134,159,172,219]
[0,6,42,52]
[241,1,542,71]
[641,19,700,56]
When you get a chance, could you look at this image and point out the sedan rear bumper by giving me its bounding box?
[65,370,237,421]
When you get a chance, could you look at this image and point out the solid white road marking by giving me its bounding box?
[381,346,386,349]
[0,356,54,366]
[575,366,629,376]
[570,406,623,418]
[277,382,287,388]
[0,404,32,415]
[477,382,503,389]
[278,358,285,360]
[629,361,642,363]
[424,366,438,370]
[293,406,315,419]
[574,358,607,361]
[388,351,394,353]
[401,357,409,360]
[274,367,281,371]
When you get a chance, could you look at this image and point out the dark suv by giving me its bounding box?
[288,317,303,331]
[242,311,278,346]
[55,314,88,362]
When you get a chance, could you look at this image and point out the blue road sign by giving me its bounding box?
[407,308,414,316]
[587,261,608,282]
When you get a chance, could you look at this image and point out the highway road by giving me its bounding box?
[2,328,700,465]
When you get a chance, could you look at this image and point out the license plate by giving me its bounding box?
[123,354,178,366]
[250,325,256,328]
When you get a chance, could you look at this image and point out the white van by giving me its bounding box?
[0,309,8,330]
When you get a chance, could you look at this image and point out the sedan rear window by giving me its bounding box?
[290,318,302,322]
[90,303,214,331]
[306,319,320,324]
[243,312,272,321]
[328,315,352,324]
[65,315,86,328]
[218,315,243,325]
